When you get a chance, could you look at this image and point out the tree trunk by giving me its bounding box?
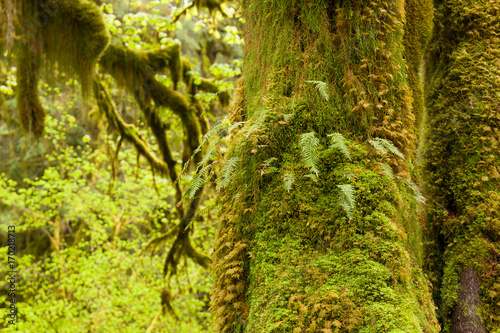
[212,0,439,332]
[423,0,500,331]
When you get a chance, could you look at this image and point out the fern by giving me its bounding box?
[197,141,218,171]
[261,157,278,176]
[379,163,394,179]
[218,157,240,190]
[201,88,234,117]
[337,184,355,220]
[328,133,351,160]
[369,138,405,159]
[184,163,213,201]
[283,173,295,192]
[227,121,245,135]
[403,178,426,205]
[306,80,329,101]
[299,132,320,177]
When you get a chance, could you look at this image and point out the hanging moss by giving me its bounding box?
[39,0,110,97]
[423,0,500,331]
[144,42,182,90]
[17,42,45,138]
[212,0,439,332]
[173,0,227,22]
[99,44,203,163]
[0,0,17,55]
[13,0,109,136]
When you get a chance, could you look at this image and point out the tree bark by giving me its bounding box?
[423,0,500,331]
[212,1,439,332]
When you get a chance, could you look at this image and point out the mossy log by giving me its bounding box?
[212,1,439,332]
[423,0,500,331]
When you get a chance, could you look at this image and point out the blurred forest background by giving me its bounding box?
[0,0,241,331]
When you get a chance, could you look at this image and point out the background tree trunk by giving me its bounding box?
[423,0,500,331]
[212,0,439,332]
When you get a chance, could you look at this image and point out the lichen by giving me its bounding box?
[423,0,500,331]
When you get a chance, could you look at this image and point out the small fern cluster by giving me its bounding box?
[180,118,244,205]
[293,131,356,219]
[369,137,405,159]
[300,132,321,178]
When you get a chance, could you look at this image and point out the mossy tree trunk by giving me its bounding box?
[423,0,500,331]
[212,0,438,332]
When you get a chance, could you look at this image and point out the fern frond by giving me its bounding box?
[403,178,426,205]
[328,133,351,160]
[369,138,405,159]
[283,173,295,192]
[337,184,355,220]
[218,157,240,190]
[201,88,234,116]
[299,132,320,177]
[177,118,232,183]
[306,80,329,101]
[379,163,394,179]
[227,121,245,135]
[197,140,218,171]
[260,157,278,175]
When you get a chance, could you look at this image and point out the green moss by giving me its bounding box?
[99,44,202,164]
[403,0,433,131]
[423,0,500,331]
[14,0,110,136]
[17,42,45,138]
[212,3,439,330]
[40,0,110,97]
[0,0,17,55]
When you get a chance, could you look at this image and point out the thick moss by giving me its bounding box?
[17,42,45,138]
[423,0,500,331]
[403,0,433,131]
[37,0,110,96]
[212,0,439,332]
[14,0,109,136]
[93,78,169,176]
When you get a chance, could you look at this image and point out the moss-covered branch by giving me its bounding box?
[99,44,202,162]
[13,0,110,136]
[17,42,45,138]
[93,78,169,176]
